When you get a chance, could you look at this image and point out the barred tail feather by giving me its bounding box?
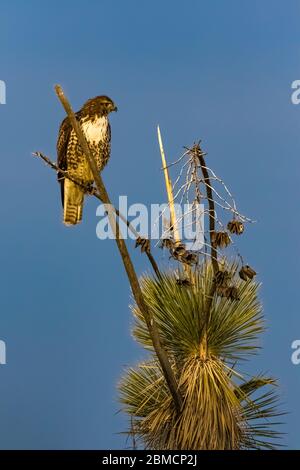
[63,179,84,226]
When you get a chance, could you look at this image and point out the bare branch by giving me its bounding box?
[190,143,219,274]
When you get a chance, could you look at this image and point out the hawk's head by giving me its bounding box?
[81,95,118,117]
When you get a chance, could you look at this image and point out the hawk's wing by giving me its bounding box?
[57,116,72,206]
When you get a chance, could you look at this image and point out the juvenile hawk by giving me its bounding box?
[57,95,117,225]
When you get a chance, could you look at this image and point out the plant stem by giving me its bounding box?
[195,143,219,275]
[157,125,180,243]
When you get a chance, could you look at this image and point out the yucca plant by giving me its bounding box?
[119,263,282,449]
[35,91,283,450]
[119,141,283,450]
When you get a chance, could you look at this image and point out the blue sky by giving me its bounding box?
[0,0,300,449]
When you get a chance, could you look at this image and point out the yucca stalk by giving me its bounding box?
[119,263,283,449]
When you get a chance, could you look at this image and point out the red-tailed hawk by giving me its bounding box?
[57,95,117,225]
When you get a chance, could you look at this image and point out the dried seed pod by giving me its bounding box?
[214,270,230,287]
[216,285,228,297]
[135,236,151,254]
[243,265,256,278]
[173,243,187,257]
[225,286,240,301]
[182,251,198,266]
[216,284,239,301]
[219,232,231,248]
[160,238,175,250]
[227,219,244,235]
[239,265,256,281]
[169,243,198,266]
[211,231,231,248]
[176,278,192,287]
[239,267,248,281]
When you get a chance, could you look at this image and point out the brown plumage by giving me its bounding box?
[57,95,117,225]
